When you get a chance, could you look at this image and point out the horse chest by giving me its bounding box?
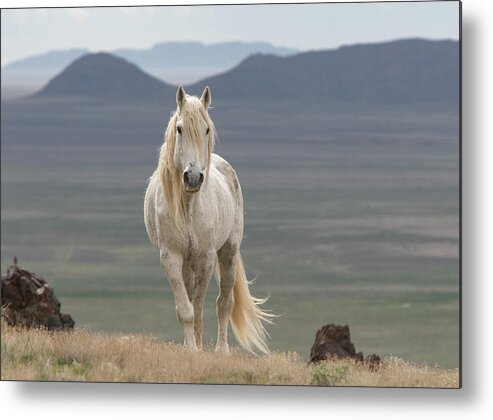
[183,230,205,261]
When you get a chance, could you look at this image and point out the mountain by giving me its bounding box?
[30,38,459,106]
[1,49,90,99]
[2,42,297,97]
[8,39,459,105]
[32,53,176,102]
[190,38,459,104]
[116,41,297,84]
[115,41,297,68]
[115,41,296,68]
[2,48,89,72]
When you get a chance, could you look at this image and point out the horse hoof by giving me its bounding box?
[214,344,230,354]
[183,342,199,352]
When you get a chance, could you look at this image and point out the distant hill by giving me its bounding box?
[115,41,297,68]
[2,41,297,97]
[190,38,459,104]
[3,48,89,72]
[30,38,459,106]
[1,49,90,99]
[114,41,297,83]
[32,53,176,102]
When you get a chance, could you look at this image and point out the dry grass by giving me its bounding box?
[1,321,459,387]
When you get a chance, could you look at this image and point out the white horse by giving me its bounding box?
[144,85,273,354]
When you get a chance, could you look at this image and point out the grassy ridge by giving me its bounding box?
[56,290,459,367]
[0,321,459,387]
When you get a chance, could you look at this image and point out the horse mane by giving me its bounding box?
[157,95,216,233]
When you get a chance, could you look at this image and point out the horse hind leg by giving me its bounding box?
[160,249,197,350]
[215,242,238,353]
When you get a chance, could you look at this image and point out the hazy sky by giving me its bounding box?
[1,1,460,66]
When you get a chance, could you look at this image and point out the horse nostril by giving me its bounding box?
[183,171,189,184]
[198,173,204,185]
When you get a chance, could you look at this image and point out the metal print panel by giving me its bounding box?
[0,1,461,387]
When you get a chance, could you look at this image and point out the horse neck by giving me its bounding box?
[183,190,198,217]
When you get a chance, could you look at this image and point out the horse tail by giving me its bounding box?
[228,253,275,354]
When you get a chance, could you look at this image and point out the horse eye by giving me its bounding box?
[177,126,182,134]
[206,127,210,135]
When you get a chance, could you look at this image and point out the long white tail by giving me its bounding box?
[217,254,275,354]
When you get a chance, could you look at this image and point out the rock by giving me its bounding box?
[1,257,74,330]
[309,323,380,369]
[364,353,381,369]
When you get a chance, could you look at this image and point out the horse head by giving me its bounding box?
[173,85,213,194]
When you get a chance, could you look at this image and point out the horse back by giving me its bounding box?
[211,153,242,205]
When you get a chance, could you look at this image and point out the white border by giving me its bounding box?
[2,0,493,418]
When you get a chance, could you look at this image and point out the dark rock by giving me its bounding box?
[309,323,380,369]
[1,258,74,330]
[364,354,381,371]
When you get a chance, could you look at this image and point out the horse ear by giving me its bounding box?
[200,86,211,109]
[176,85,186,109]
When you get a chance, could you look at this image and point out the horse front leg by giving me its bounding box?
[192,251,216,349]
[160,248,197,350]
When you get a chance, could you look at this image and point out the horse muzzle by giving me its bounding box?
[183,167,204,193]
